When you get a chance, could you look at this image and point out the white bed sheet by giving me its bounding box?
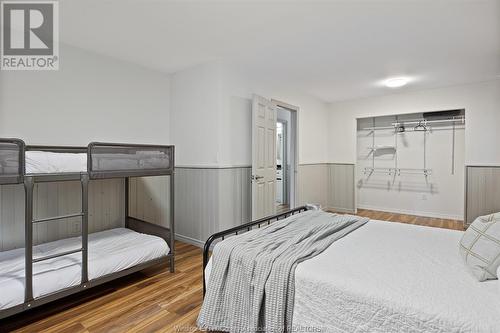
[25,151,87,174]
[0,228,169,310]
[205,220,500,332]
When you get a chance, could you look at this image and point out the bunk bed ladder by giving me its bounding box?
[23,174,90,305]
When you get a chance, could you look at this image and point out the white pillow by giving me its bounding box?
[459,212,500,281]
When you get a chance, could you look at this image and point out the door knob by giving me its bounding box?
[251,175,264,181]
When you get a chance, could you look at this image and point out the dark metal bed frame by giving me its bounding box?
[202,205,309,295]
[0,139,175,320]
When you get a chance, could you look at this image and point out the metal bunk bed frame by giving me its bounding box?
[0,139,175,320]
[202,205,310,295]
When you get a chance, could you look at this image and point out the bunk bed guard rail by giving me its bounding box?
[88,142,175,179]
[0,138,25,185]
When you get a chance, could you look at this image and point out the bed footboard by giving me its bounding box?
[126,216,174,271]
[126,216,170,241]
[202,206,309,295]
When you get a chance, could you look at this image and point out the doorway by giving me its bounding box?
[275,103,297,214]
[276,121,287,212]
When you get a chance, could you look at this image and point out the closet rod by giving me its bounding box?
[392,117,464,127]
[363,167,432,176]
[360,116,464,131]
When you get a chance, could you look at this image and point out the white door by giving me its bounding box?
[252,94,277,219]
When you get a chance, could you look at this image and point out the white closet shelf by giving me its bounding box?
[368,145,396,151]
[363,167,432,176]
[359,115,465,131]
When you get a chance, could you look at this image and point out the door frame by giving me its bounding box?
[272,99,299,209]
[277,119,288,205]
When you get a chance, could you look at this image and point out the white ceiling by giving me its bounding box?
[61,0,500,102]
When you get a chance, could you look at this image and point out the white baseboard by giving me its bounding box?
[356,204,463,220]
[175,233,205,248]
[326,206,356,214]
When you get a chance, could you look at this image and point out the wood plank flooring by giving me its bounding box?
[0,209,464,332]
[355,209,464,231]
[276,204,290,214]
[0,241,205,333]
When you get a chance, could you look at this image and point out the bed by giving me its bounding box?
[0,228,169,310]
[0,139,175,320]
[204,210,500,332]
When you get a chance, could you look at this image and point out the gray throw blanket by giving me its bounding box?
[198,210,368,333]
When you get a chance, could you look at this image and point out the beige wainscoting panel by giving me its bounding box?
[465,166,500,227]
[217,167,252,233]
[0,185,24,251]
[0,179,124,251]
[173,167,251,247]
[327,163,355,213]
[123,164,354,248]
[174,168,218,246]
[128,176,171,228]
[297,164,329,208]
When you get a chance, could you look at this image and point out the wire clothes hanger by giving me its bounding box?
[414,120,428,132]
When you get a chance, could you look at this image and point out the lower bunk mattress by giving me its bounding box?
[0,228,170,310]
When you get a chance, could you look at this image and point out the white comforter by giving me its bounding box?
[0,228,169,310]
[206,220,500,332]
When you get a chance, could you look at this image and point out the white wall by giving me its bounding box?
[218,65,330,209]
[170,62,330,167]
[0,44,171,145]
[219,64,330,166]
[170,62,222,166]
[168,62,330,236]
[0,44,172,249]
[328,80,500,165]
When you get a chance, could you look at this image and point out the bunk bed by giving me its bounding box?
[0,139,175,319]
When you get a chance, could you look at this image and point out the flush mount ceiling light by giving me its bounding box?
[384,77,410,88]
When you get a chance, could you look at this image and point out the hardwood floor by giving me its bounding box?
[0,209,464,332]
[276,204,290,214]
[354,209,464,231]
[0,241,205,333]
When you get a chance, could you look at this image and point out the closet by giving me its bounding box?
[356,110,465,221]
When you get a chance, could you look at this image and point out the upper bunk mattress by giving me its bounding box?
[26,151,87,174]
[205,218,500,332]
[0,228,169,310]
[24,150,171,174]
